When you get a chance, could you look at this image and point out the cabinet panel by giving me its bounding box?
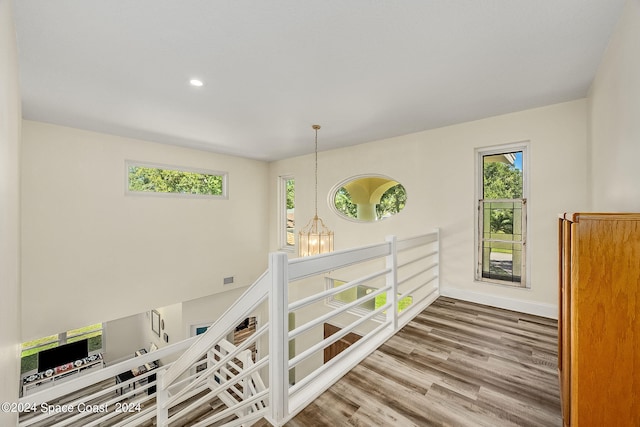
[559,213,640,426]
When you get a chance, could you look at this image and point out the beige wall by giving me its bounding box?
[270,100,589,317]
[103,313,147,364]
[0,0,22,420]
[181,287,248,338]
[589,0,640,210]
[21,121,270,340]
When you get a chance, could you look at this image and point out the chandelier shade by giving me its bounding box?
[298,125,334,257]
[299,215,334,257]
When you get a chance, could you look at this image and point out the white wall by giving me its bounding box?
[103,313,147,364]
[589,0,640,210]
[0,0,22,421]
[150,303,182,349]
[269,100,589,317]
[21,121,270,340]
[104,286,251,366]
[181,287,248,338]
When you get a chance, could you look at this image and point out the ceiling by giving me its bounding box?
[14,1,625,162]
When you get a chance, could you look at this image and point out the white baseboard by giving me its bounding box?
[440,286,558,319]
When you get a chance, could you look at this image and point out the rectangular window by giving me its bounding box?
[21,324,104,374]
[476,144,528,287]
[127,161,227,198]
[279,176,295,250]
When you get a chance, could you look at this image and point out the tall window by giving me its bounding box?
[476,144,528,287]
[20,324,104,374]
[279,176,295,250]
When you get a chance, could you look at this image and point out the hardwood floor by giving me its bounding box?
[22,297,560,426]
[284,297,561,427]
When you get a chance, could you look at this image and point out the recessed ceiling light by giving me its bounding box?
[189,79,204,87]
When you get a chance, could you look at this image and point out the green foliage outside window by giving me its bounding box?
[286,179,295,209]
[20,324,103,374]
[480,152,525,284]
[335,184,407,221]
[483,158,523,235]
[334,187,357,218]
[128,165,224,196]
[285,178,295,246]
[483,161,523,199]
[376,184,407,218]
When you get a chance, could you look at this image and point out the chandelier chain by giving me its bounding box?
[314,125,318,217]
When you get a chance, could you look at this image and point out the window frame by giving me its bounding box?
[474,142,530,288]
[125,160,228,199]
[278,175,295,251]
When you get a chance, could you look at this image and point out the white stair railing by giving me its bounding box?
[17,231,439,427]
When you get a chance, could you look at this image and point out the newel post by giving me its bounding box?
[269,252,289,424]
[386,235,399,331]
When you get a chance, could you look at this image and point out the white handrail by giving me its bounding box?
[289,302,391,370]
[288,268,390,312]
[162,270,270,387]
[288,285,390,340]
[288,241,391,280]
[18,230,440,427]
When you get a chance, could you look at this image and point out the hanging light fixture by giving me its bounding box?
[298,125,334,257]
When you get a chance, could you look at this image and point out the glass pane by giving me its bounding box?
[67,323,102,338]
[483,201,523,239]
[87,335,103,352]
[332,176,407,222]
[21,335,59,352]
[334,187,357,219]
[68,331,102,343]
[128,165,224,195]
[286,179,295,247]
[21,354,38,374]
[21,341,58,357]
[481,242,523,283]
[483,151,523,199]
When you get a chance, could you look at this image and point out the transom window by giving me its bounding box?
[127,161,227,198]
[476,144,528,287]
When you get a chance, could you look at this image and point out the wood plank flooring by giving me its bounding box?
[283,297,561,427]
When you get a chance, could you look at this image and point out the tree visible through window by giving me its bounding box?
[335,183,407,221]
[285,178,295,247]
[477,148,527,286]
[128,163,225,197]
[279,176,295,249]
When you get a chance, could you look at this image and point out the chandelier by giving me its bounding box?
[298,125,334,257]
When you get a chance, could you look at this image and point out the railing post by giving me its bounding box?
[269,252,289,424]
[386,235,398,331]
[436,228,441,294]
[242,350,251,417]
[156,369,169,426]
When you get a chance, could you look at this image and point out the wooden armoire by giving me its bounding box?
[558,213,640,426]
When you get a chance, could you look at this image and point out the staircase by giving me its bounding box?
[18,231,440,427]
